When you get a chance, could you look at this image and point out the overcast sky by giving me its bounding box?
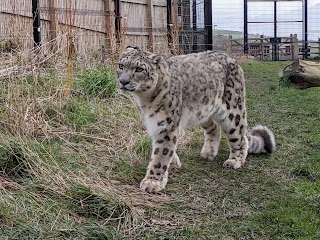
[212,0,320,40]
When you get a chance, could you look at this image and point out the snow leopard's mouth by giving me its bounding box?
[120,86,136,92]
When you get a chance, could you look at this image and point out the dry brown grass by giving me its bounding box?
[0,37,254,238]
[0,32,159,237]
[0,43,177,237]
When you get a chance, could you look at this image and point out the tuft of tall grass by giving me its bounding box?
[0,141,30,180]
[76,66,118,99]
[63,98,98,131]
[68,184,132,221]
[133,135,152,161]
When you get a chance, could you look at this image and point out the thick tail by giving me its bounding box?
[247,125,276,154]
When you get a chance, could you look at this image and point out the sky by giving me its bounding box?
[212,0,320,40]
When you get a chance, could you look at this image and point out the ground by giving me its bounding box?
[0,59,320,239]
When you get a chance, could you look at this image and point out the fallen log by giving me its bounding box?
[280,59,320,89]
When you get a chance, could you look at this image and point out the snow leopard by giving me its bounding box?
[117,46,276,193]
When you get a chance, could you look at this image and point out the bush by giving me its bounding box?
[76,66,118,98]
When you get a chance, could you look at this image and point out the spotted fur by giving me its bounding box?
[117,47,276,193]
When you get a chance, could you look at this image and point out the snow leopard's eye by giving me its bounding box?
[118,64,124,70]
[135,67,144,72]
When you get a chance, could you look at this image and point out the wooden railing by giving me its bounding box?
[227,34,320,60]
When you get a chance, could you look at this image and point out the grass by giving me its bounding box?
[63,98,98,132]
[76,66,118,98]
[0,59,320,239]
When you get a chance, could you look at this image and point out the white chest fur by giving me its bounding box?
[143,114,159,137]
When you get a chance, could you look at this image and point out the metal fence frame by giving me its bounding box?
[244,0,309,60]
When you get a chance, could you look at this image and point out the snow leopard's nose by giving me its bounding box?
[119,78,130,86]
[119,72,130,86]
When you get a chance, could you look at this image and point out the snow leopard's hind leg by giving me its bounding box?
[216,59,249,169]
[222,113,249,169]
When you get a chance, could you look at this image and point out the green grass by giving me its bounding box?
[63,98,98,131]
[1,61,320,239]
[76,66,118,98]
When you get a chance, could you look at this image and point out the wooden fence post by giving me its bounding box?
[227,35,232,55]
[292,33,299,60]
[260,34,264,60]
[146,0,154,52]
[172,0,179,53]
[103,0,113,55]
[48,0,57,52]
[114,0,121,45]
[290,34,293,60]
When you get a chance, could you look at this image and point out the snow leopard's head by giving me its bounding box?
[117,46,163,94]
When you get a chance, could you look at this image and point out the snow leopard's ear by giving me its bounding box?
[150,54,163,64]
[126,46,139,50]
[124,46,139,54]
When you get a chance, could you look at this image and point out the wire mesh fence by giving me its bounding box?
[213,0,320,60]
[0,1,215,59]
[176,0,212,53]
[0,0,171,64]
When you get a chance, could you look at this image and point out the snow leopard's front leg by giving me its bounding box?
[140,121,179,193]
[200,120,221,160]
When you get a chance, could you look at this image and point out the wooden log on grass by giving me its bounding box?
[280,59,320,89]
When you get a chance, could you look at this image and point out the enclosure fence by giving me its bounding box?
[0,0,166,60]
[0,0,319,62]
[0,0,214,62]
[213,0,320,60]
